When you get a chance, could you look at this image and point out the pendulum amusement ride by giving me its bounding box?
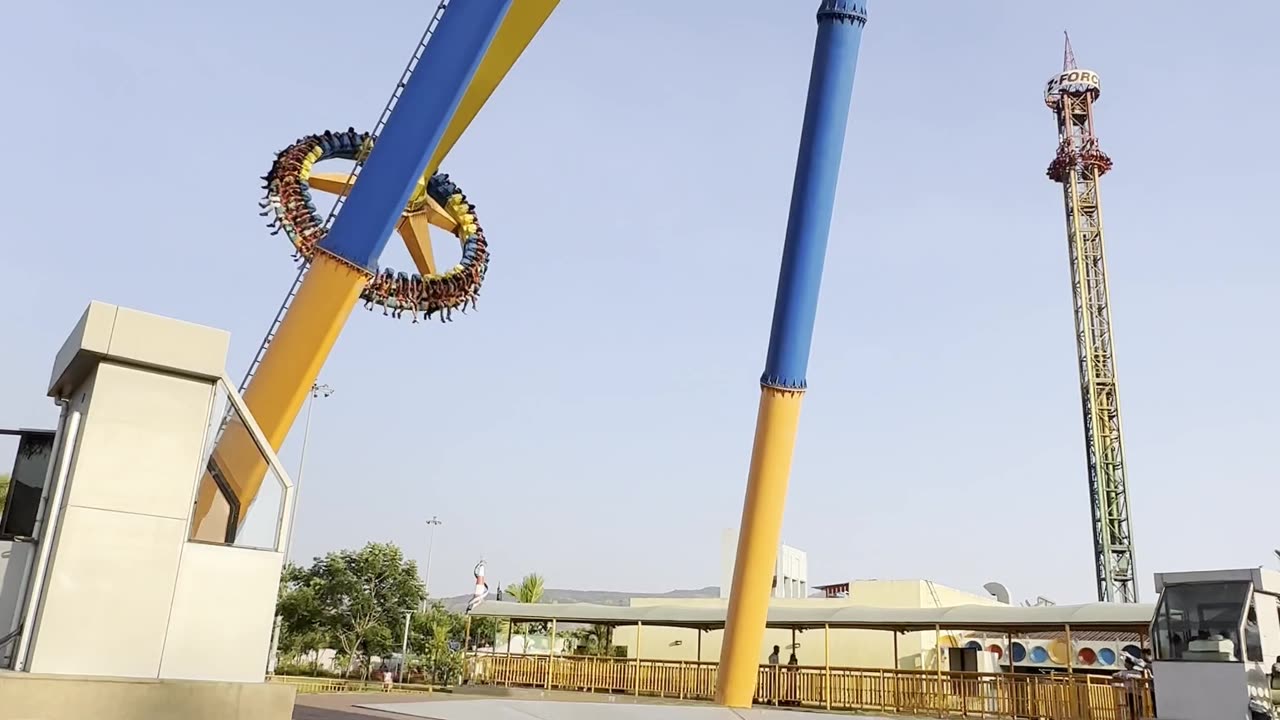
[190,0,559,541]
[1044,35,1139,603]
[189,0,871,709]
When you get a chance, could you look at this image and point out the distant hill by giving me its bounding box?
[436,586,720,613]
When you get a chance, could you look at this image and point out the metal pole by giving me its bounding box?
[823,623,831,710]
[634,621,643,696]
[935,624,944,718]
[546,618,557,689]
[401,610,413,680]
[463,616,472,683]
[269,382,332,674]
[285,382,333,564]
[423,516,442,602]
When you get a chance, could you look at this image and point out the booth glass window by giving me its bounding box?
[188,380,287,552]
[0,431,55,539]
[1153,581,1250,661]
[1245,604,1264,662]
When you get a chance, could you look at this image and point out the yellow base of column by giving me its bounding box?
[191,253,369,539]
[715,386,805,708]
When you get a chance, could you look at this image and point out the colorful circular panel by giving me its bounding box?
[1048,639,1069,664]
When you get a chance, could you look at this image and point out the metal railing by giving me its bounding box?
[470,653,1154,719]
[266,674,437,695]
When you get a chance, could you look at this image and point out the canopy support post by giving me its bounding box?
[634,621,643,696]
[546,618,557,689]
[823,623,831,710]
[934,624,944,718]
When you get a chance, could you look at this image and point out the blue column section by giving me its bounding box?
[318,0,514,270]
[760,0,868,390]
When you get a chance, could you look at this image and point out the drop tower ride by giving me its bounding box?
[1044,35,1138,603]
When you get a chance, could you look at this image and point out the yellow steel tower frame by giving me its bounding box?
[1045,42,1138,603]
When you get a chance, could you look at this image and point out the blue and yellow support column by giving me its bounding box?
[192,0,521,538]
[715,1,868,708]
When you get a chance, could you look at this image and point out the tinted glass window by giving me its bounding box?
[1,432,55,538]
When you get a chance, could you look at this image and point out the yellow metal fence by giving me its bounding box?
[473,654,1154,719]
[266,674,437,695]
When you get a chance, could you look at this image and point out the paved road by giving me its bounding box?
[292,690,700,720]
[292,691,896,720]
[293,693,458,719]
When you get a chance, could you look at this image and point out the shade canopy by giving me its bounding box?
[468,600,1155,633]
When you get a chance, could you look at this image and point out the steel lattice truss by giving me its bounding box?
[1048,90,1138,603]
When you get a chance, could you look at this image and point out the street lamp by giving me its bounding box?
[423,516,443,601]
[268,381,332,675]
[400,610,413,682]
[284,382,334,563]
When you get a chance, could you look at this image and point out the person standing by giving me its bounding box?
[765,645,780,703]
[1113,657,1142,719]
[785,651,800,706]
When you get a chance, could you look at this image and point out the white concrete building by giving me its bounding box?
[719,528,808,600]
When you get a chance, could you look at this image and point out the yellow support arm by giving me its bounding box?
[192,253,369,540]
[309,172,457,276]
[429,0,560,173]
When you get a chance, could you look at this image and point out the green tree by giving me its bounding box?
[276,563,327,669]
[504,573,546,638]
[505,573,545,604]
[409,601,462,684]
[300,542,426,676]
[468,616,500,650]
[565,624,614,656]
[0,473,10,507]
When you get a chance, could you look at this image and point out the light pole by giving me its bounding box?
[268,381,333,674]
[423,516,442,602]
[285,382,334,562]
[400,610,413,681]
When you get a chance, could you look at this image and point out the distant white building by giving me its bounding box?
[719,528,808,600]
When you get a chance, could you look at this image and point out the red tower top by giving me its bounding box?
[1044,33,1112,182]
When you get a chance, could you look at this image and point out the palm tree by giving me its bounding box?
[505,573,545,604]
[504,573,546,642]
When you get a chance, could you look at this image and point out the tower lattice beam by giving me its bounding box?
[1044,45,1138,603]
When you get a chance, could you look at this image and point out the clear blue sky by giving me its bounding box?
[0,0,1275,605]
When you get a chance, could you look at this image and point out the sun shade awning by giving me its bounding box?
[468,600,1155,633]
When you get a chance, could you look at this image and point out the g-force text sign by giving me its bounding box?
[1044,69,1101,105]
